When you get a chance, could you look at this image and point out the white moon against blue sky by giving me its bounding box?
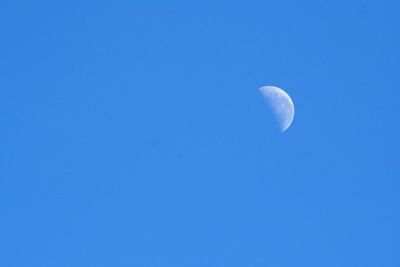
[259,85,295,132]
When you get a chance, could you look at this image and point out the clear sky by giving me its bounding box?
[1,0,399,266]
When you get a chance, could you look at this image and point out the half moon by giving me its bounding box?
[259,85,295,132]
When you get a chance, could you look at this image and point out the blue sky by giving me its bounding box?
[1,0,399,266]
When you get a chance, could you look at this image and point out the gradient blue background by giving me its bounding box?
[1,0,399,266]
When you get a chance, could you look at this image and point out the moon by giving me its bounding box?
[259,85,295,132]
